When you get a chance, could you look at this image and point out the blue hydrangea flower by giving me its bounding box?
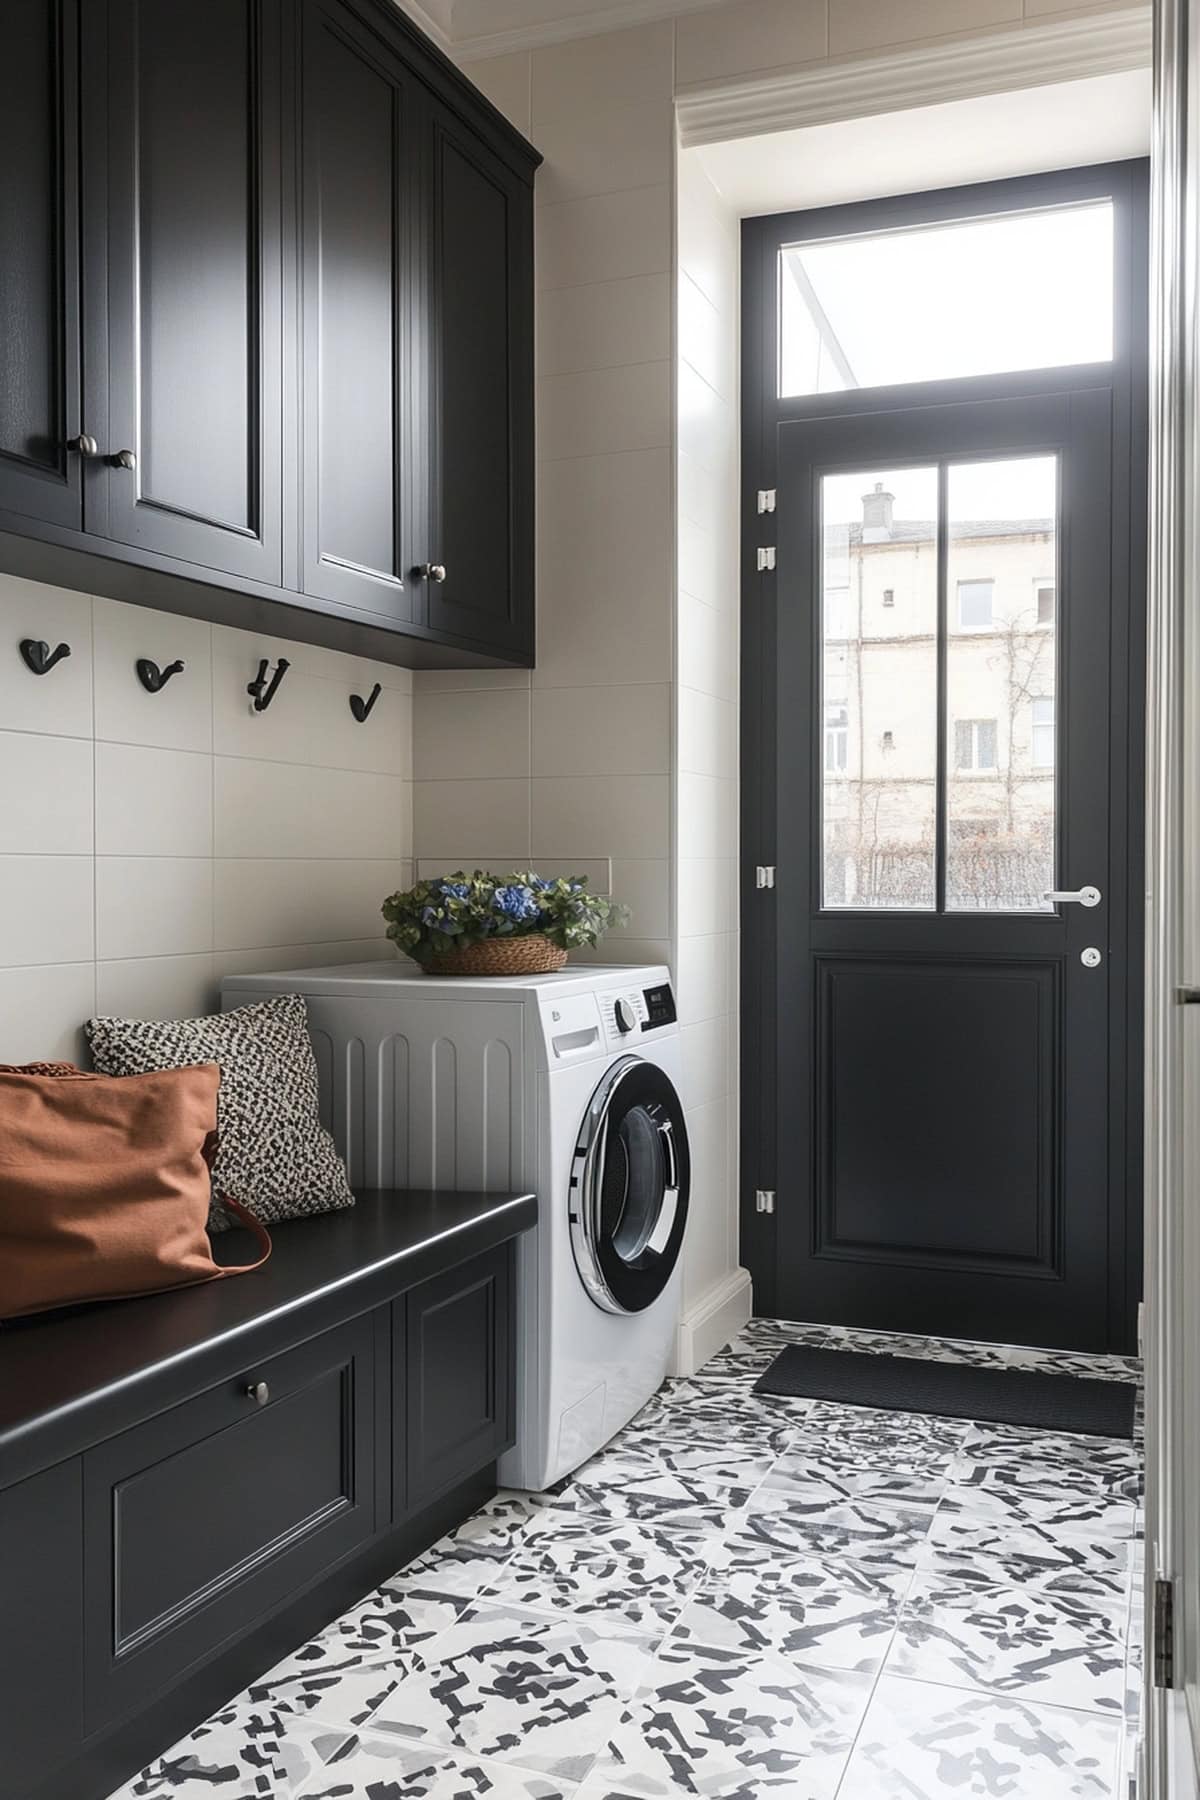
[494,884,539,922]
[438,881,470,900]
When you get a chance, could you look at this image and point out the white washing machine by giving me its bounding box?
[221,961,690,1491]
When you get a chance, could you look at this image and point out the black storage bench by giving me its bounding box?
[0,1187,536,1800]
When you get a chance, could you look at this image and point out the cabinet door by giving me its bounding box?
[82,1314,375,1734]
[416,103,535,659]
[298,0,415,623]
[0,0,83,530]
[0,1461,83,1798]
[399,1242,515,1516]
[94,0,283,580]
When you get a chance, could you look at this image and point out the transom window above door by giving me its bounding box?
[779,199,1114,398]
[820,455,1058,913]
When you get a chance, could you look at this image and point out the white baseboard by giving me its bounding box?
[672,1268,753,1376]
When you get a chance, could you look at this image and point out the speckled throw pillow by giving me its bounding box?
[85,994,353,1231]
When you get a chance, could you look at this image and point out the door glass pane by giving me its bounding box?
[945,456,1057,911]
[821,466,939,909]
[780,201,1113,398]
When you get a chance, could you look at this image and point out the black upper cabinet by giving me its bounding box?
[0,0,538,669]
[91,0,284,580]
[416,101,534,656]
[299,0,415,621]
[0,0,82,530]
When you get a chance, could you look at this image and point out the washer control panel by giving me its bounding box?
[600,981,677,1043]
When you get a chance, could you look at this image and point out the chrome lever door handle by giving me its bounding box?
[1043,885,1101,908]
[1177,986,1200,1004]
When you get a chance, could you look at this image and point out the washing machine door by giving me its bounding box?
[569,1055,690,1315]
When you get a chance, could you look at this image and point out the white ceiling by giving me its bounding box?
[694,67,1152,217]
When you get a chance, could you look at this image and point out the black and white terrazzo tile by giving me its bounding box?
[109,1323,1144,1800]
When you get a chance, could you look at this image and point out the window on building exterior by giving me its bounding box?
[1032,696,1055,768]
[882,587,895,607]
[1036,581,1056,625]
[957,579,994,629]
[825,587,849,637]
[825,702,849,772]
[954,718,998,771]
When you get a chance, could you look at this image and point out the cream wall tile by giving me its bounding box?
[532,774,669,861]
[678,448,727,536]
[95,743,213,857]
[682,1013,734,1112]
[0,733,92,854]
[216,939,390,980]
[678,856,737,937]
[537,184,671,291]
[679,270,736,404]
[678,772,737,860]
[0,575,94,737]
[96,857,213,960]
[539,361,671,461]
[461,49,531,134]
[677,0,827,86]
[416,855,535,880]
[413,779,531,862]
[532,684,669,777]
[829,0,1020,55]
[1023,0,1133,11]
[679,590,738,703]
[93,599,213,752]
[413,687,532,782]
[0,963,95,1063]
[0,856,94,966]
[214,859,406,951]
[680,513,735,612]
[679,687,737,780]
[538,274,671,377]
[536,449,672,689]
[414,668,531,694]
[529,20,676,207]
[571,935,670,968]
[212,620,413,692]
[682,1093,735,1301]
[608,857,670,938]
[678,158,740,319]
[679,362,734,478]
[213,641,413,776]
[214,761,411,861]
[675,932,734,1026]
[95,953,218,1021]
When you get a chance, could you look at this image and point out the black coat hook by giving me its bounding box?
[247,657,290,712]
[20,639,71,677]
[349,682,382,723]
[136,656,185,694]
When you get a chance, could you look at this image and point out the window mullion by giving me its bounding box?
[935,462,949,912]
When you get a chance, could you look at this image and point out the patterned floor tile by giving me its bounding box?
[919,1336,1015,1369]
[889,1573,1128,1714]
[631,1381,813,1433]
[958,1424,1141,1484]
[114,1701,352,1798]
[363,1602,654,1783]
[575,1436,781,1494]
[590,1638,874,1798]
[670,1553,911,1674]
[1002,1346,1142,1384]
[724,1487,934,1573]
[824,1326,934,1359]
[479,1520,711,1634]
[939,1466,1137,1540]
[918,1514,1133,1599]
[295,1735,578,1798]
[837,1674,1123,1799]
[539,1470,754,1538]
[258,1584,466,1688]
[763,1452,949,1512]
[798,1401,969,1465]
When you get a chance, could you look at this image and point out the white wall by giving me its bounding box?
[0,573,413,1064]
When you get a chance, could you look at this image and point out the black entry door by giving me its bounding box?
[741,167,1146,1353]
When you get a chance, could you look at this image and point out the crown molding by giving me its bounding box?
[675,6,1152,148]
[454,0,723,61]
[393,0,453,51]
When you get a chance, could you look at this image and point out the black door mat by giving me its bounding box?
[754,1344,1136,1439]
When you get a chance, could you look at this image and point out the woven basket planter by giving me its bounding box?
[421,934,569,978]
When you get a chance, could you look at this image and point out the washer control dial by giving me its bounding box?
[614,997,638,1035]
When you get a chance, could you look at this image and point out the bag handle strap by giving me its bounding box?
[213,1196,273,1274]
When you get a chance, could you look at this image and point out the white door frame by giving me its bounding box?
[1145,0,1200,1793]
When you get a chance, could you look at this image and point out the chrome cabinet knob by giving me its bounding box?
[67,434,99,457]
[245,1380,270,1406]
[423,562,447,583]
[109,449,137,471]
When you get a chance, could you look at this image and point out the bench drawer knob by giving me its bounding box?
[245,1380,270,1406]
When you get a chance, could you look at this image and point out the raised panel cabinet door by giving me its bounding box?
[399,1242,515,1515]
[415,101,534,659]
[94,0,283,580]
[0,0,83,529]
[0,1460,84,1797]
[298,0,415,623]
[82,1313,376,1734]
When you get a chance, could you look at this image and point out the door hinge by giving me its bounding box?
[757,546,776,572]
[757,488,777,514]
[1154,1578,1175,1688]
[755,1189,776,1215]
[756,865,776,889]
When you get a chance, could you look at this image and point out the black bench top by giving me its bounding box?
[0,1188,536,1489]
